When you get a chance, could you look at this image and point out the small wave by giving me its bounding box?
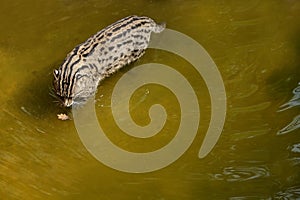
[277,82,300,135]
[229,196,271,200]
[277,114,300,135]
[288,143,300,153]
[278,82,300,112]
[273,185,300,199]
[211,165,270,182]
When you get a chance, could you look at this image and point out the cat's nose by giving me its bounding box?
[64,98,73,107]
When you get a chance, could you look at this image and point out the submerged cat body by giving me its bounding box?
[53,15,165,107]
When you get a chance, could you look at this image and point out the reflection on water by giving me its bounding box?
[1,0,300,199]
[274,185,300,199]
[278,82,300,135]
[211,165,269,182]
[278,115,300,135]
[288,143,300,153]
[278,82,300,112]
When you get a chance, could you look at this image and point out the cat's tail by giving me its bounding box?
[153,22,166,33]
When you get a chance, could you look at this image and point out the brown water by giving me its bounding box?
[1,0,300,199]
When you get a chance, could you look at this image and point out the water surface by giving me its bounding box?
[0,0,300,199]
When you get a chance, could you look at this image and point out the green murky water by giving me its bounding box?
[1,0,300,199]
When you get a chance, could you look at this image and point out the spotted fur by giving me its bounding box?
[53,15,165,107]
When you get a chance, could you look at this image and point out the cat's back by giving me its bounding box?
[77,15,165,76]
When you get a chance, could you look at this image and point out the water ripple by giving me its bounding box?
[211,165,270,182]
[229,196,271,200]
[288,143,300,153]
[277,114,300,135]
[277,82,300,135]
[273,185,300,199]
[278,82,300,112]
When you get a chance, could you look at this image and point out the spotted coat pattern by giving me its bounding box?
[53,15,165,107]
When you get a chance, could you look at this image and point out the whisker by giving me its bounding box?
[49,92,57,98]
[48,85,64,107]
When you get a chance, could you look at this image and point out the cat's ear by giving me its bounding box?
[53,69,59,80]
